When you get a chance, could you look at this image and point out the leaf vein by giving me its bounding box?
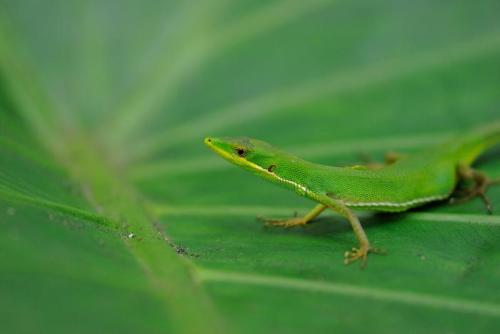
[198,269,500,317]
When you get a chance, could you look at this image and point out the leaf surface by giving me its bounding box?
[1,0,500,333]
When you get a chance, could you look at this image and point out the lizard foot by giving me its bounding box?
[258,216,306,228]
[344,246,386,268]
[450,176,500,214]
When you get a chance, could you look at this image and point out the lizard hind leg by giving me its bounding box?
[354,151,405,170]
[451,164,500,214]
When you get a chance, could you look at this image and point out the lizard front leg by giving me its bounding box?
[259,203,327,227]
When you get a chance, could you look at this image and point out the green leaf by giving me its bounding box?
[1,0,500,333]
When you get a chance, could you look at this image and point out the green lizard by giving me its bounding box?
[204,123,500,266]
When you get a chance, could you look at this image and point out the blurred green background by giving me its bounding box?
[1,0,500,333]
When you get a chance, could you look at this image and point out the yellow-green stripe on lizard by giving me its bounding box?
[204,122,500,267]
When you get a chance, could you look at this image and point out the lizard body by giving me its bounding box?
[205,122,500,266]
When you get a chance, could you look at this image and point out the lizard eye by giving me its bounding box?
[235,148,247,157]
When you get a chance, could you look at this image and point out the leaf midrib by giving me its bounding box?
[0,19,228,334]
[47,134,229,334]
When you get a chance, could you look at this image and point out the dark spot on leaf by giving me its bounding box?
[267,164,276,172]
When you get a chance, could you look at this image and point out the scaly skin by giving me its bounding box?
[204,122,500,267]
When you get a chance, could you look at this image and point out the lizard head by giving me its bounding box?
[204,136,286,175]
[204,136,311,195]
